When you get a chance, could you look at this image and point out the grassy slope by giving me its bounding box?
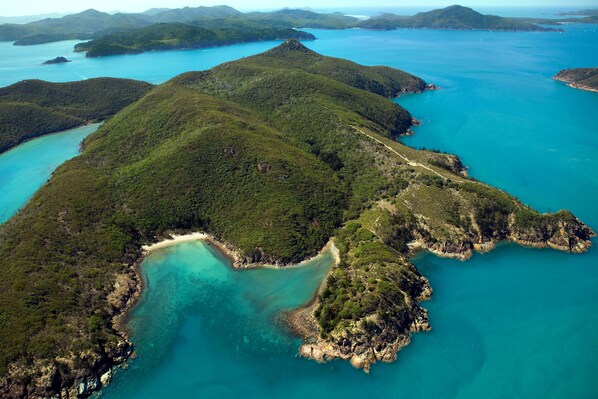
[0,78,153,153]
[0,40,593,394]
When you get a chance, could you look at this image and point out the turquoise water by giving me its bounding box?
[0,21,596,399]
[0,123,99,223]
[101,242,334,398]
[0,40,286,87]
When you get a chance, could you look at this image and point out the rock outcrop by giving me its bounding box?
[42,56,71,65]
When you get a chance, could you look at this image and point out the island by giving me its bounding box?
[0,6,355,45]
[74,23,315,57]
[0,40,593,398]
[359,5,561,31]
[0,78,153,154]
[553,68,598,93]
[41,56,71,65]
[0,5,563,46]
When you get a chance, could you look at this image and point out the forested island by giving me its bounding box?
[74,23,315,57]
[0,40,593,398]
[359,5,560,31]
[0,78,152,153]
[0,5,565,46]
[554,68,598,92]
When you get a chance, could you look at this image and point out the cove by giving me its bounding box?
[100,241,335,398]
[0,123,99,223]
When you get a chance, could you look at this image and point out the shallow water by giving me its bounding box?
[0,123,99,223]
[100,242,334,398]
[0,19,596,399]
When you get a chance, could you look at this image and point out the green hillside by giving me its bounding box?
[0,40,592,397]
[74,23,315,57]
[0,78,153,154]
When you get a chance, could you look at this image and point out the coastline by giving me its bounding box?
[566,82,598,93]
[553,76,598,93]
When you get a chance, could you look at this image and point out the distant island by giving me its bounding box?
[556,9,598,17]
[41,56,71,65]
[0,78,152,154]
[554,68,598,93]
[74,23,315,57]
[0,5,568,46]
[0,40,593,398]
[360,5,561,31]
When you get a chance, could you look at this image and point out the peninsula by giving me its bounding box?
[74,23,315,57]
[0,40,593,398]
[0,78,153,154]
[553,68,598,93]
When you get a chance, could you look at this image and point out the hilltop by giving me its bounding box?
[554,68,598,93]
[0,40,593,397]
[0,78,153,154]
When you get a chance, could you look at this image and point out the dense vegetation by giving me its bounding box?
[74,23,315,57]
[0,78,152,153]
[360,5,560,31]
[554,68,598,90]
[0,40,592,397]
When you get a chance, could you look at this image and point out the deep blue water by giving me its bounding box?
[0,19,596,399]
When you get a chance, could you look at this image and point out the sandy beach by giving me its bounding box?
[141,232,209,252]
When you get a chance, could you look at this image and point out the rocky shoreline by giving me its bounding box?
[290,211,594,372]
[2,214,593,397]
[554,77,598,93]
[553,69,598,93]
